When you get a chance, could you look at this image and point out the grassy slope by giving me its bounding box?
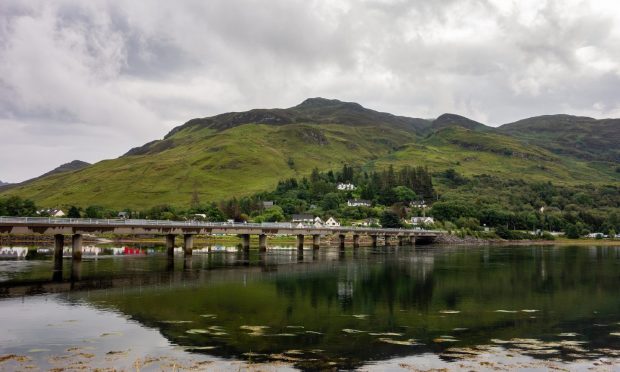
[376,127,620,187]
[3,123,416,209]
[3,122,619,210]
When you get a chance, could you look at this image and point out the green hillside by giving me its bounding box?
[498,114,620,162]
[1,99,619,210]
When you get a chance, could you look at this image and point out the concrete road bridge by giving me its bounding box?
[0,216,442,260]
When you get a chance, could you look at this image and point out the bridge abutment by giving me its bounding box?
[370,235,378,247]
[353,234,360,248]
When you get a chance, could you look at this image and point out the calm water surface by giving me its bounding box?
[1,245,620,371]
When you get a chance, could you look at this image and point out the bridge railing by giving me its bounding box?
[0,216,440,234]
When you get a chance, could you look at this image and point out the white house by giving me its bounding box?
[325,217,340,227]
[337,183,356,191]
[411,216,434,226]
[262,201,275,209]
[410,200,427,208]
[314,216,324,225]
[292,214,314,224]
[347,199,371,207]
[38,208,65,217]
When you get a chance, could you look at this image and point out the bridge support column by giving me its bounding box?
[384,235,392,246]
[166,234,175,257]
[339,234,346,249]
[54,234,64,262]
[312,234,320,250]
[297,234,304,250]
[399,235,406,246]
[259,234,267,252]
[72,234,82,261]
[241,234,250,251]
[353,234,360,248]
[410,235,416,246]
[183,234,194,256]
[370,235,378,247]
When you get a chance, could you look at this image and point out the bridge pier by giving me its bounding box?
[72,234,82,261]
[410,235,416,246]
[241,234,250,251]
[312,234,320,250]
[183,234,194,256]
[54,234,64,262]
[339,234,346,249]
[166,234,176,257]
[297,234,304,250]
[398,235,407,246]
[384,235,392,246]
[370,235,378,247]
[259,234,267,252]
[353,234,360,248]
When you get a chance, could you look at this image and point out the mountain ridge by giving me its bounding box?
[1,98,618,209]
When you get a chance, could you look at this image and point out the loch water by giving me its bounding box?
[1,245,620,370]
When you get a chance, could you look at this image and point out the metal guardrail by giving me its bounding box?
[0,216,440,234]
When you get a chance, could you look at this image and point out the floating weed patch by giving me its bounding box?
[452,328,468,331]
[267,333,296,337]
[494,310,518,313]
[352,314,369,319]
[342,328,366,334]
[27,349,50,353]
[240,325,269,336]
[284,350,304,355]
[610,332,620,336]
[286,325,305,329]
[439,310,460,314]
[558,332,579,337]
[369,332,403,336]
[161,320,194,324]
[106,350,130,355]
[0,354,30,363]
[100,332,123,337]
[378,338,420,346]
[434,336,459,343]
[186,329,210,334]
[521,309,539,313]
[305,331,323,335]
[200,314,217,319]
[186,346,217,351]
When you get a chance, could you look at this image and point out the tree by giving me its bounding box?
[565,224,580,239]
[393,186,416,203]
[67,206,81,218]
[380,211,402,228]
[609,229,617,240]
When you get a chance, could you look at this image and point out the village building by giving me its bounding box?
[324,217,340,227]
[291,214,315,224]
[38,208,65,217]
[262,201,274,209]
[411,216,434,226]
[347,199,371,207]
[337,183,356,191]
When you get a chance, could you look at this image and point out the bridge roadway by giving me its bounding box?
[0,216,441,260]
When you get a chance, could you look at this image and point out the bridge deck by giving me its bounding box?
[0,217,440,237]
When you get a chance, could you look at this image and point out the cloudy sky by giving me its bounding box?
[1,0,620,182]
